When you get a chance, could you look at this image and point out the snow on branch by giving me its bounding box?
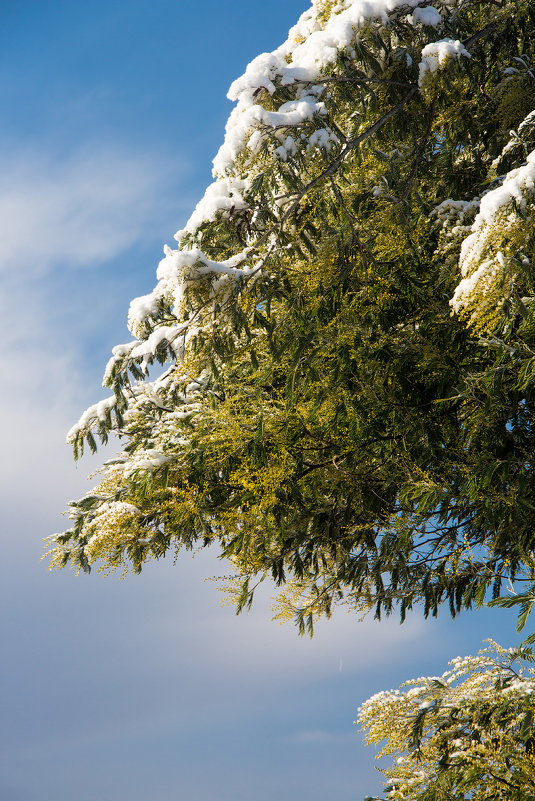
[215,0,444,175]
[451,149,535,328]
[418,38,471,89]
[67,395,118,444]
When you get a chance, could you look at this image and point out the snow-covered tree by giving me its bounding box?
[48,0,535,633]
[358,641,535,801]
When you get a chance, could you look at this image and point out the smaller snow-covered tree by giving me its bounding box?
[358,641,535,801]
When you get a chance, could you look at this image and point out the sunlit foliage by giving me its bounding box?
[48,0,535,637]
[359,641,535,801]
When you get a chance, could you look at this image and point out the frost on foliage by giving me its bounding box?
[451,150,535,331]
[358,642,535,801]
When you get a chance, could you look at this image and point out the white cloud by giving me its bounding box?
[0,144,182,274]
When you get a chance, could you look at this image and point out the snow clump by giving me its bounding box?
[418,38,471,88]
[451,149,535,325]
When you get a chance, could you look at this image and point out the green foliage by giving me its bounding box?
[48,0,535,636]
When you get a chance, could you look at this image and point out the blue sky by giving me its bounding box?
[0,3,521,800]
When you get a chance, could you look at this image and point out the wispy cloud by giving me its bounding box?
[0,143,184,274]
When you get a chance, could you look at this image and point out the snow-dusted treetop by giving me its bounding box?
[85,0,469,412]
[49,0,535,642]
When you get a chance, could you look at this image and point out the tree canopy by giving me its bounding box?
[48,0,535,635]
[358,641,535,801]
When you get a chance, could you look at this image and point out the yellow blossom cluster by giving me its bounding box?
[358,641,535,800]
